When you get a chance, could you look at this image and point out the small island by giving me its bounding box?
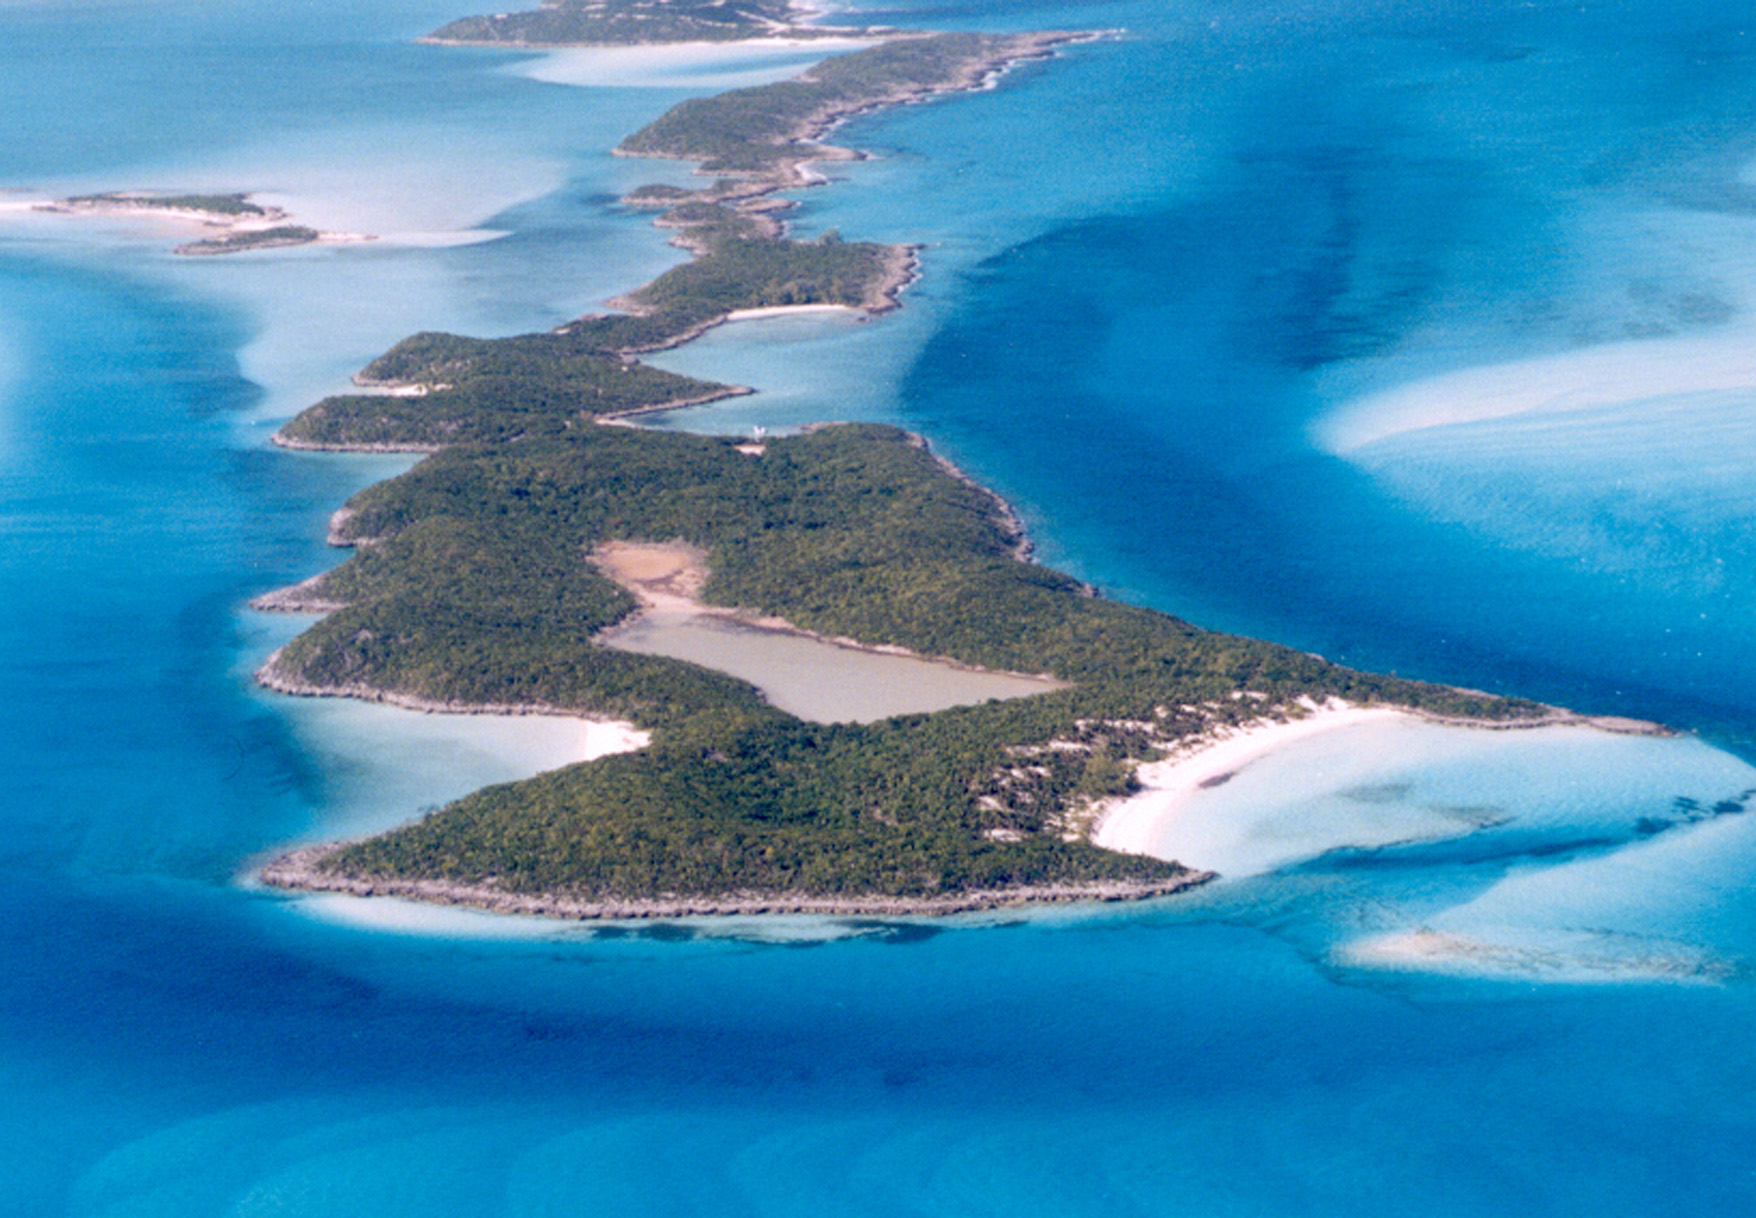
[255,3,1561,917]
[35,191,372,256]
[425,0,878,47]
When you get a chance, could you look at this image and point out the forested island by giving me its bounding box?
[37,191,369,256]
[256,4,1551,916]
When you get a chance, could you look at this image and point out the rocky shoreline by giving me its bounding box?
[253,653,640,720]
[260,842,1214,918]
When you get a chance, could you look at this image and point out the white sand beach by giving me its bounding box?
[1091,697,1756,907]
[295,701,649,837]
[725,303,862,322]
[1092,702,1409,858]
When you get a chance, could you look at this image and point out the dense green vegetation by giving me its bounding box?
[176,225,321,256]
[624,231,895,313]
[332,708,1186,898]
[426,0,851,46]
[278,232,899,447]
[273,35,1031,453]
[291,423,1534,721]
[619,33,1046,173]
[278,353,738,449]
[622,183,697,206]
[269,420,1539,900]
[262,8,1538,907]
[66,191,268,216]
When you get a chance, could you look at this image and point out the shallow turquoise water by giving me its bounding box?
[6,0,1756,1214]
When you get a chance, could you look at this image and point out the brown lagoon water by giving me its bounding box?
[600,610,1063,722]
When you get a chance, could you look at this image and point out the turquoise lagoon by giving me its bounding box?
[6,0,1756,1213]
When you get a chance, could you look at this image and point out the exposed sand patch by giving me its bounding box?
[589,539,709,611]
[1339,928,1730,985]
[587,538,1068,722]
[725,304,861,322]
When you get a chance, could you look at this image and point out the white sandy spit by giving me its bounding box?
[1087,704,1717,880]
[248,705,651,936]
[1092,702,1408,859]
[724,303,861,322]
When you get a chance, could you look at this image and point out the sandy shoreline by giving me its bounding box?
[1092,703,1409,856]
[723,303,860,321]
[595,241,917,365]
[259,841,1211,917]
[1091,700,1673,861]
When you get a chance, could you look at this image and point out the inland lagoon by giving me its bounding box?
[601,610,1065,723]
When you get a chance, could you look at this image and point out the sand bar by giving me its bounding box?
[1339,928,1730,985]
[1318,330,1756,452]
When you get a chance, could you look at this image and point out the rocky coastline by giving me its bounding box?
[261,842,1214,918]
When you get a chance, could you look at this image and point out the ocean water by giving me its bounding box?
[7,0,1756,1214]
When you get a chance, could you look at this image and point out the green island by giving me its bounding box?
[56,191,272,218]
[38,191,368,257]
[256,5,1560,917]
[176,225,324,256]
[425,0,872,47]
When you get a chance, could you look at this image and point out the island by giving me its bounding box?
[425,0,880,47]
[254,2,1564,917]
[35,191,372,256]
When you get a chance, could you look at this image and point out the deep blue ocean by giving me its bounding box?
[6,0,1756,1213]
